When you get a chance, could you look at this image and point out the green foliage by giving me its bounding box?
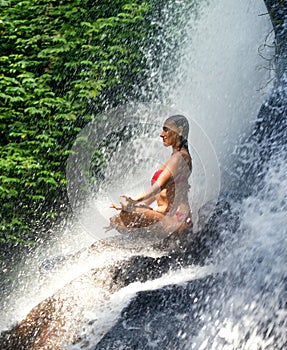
[0,0,151,245]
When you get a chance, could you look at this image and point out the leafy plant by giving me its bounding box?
[0,0,151,247]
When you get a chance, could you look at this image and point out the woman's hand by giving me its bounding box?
[118,195,137,211]
[109,203,122,210]
[120,195,139,203]
[109,196,137,212]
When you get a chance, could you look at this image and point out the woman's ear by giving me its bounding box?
[178,126,183,136]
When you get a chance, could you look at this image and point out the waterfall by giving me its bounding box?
[169,0,274,189]
[1,0,285,349]
[183,154,287,350]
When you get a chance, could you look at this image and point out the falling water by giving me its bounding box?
[169,0,274,187]
[185,155,287,350]
[1,0,285,349]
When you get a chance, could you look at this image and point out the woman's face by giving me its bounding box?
[160,120,179,147]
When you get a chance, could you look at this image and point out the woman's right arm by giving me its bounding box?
[123,153,181,203]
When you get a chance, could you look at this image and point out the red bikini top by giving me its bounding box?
[151,169,163,184]
[151,169,190,187]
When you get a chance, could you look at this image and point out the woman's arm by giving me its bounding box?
[122,182,161,203]
[125,154,181,203]
[142,195,157,206]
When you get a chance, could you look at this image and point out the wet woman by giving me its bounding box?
[110,114,193,236]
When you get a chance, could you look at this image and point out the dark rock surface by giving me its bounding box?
[94,274,224,350]
[233,0,287,196]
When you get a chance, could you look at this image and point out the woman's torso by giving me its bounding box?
[158,150,192,214]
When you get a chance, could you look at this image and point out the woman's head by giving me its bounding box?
[165,115,189,139]
[160,115,189,151]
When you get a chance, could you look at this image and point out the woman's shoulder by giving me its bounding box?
[162,150,192,173]
[172,150,191,163]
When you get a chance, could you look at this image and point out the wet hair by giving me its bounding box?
[165,114,189,152]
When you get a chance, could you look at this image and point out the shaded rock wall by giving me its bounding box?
[234,0,287,196]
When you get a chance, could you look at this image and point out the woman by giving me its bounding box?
[110,114,193,235]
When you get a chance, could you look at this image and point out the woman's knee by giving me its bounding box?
[119,208,163,228]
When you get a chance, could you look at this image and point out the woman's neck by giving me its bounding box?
[172,146,178,154]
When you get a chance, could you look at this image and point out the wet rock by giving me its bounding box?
[0,198,238,349]
[93,274,224,350]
